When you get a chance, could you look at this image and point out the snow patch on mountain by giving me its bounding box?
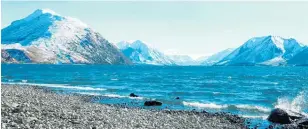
[261,56,286,66]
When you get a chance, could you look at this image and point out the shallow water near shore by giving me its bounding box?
[2,64,308,128]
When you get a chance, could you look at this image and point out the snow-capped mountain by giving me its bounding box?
[1,9,131,64]
[288,47,308,66]
[216,36,305,66]
[116,40,175,65]
[168,55,197,65]
[200,48,234,66]
[195,56,209,64]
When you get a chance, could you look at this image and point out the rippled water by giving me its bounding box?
[2,64,308,127]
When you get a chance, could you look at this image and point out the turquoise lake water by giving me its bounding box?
[2,64,308,127]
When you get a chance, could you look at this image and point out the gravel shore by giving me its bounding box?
[1,85,247,129]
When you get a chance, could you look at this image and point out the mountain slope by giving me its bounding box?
[288,47,308,66]
[201,48,234,66]
[116,40,175,65]
[1,49,31,63]
[217,36,304,66]
[168,55,197,65]
[1,9,131,64]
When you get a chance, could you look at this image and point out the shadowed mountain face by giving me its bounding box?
[1,9,131,64]
[288,47,308,66]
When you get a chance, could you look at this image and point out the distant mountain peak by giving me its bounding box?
[217,35,305,66]
[116,40,175,65]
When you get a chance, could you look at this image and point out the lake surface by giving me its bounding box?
[2,64,308,127]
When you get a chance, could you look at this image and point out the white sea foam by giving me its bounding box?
[213,92,220,95]
[75,92,101,96]
[102,94,144,100]
[235,104,271,113]
[183,101,227,109]
[275,91,308,117]
[241,115,268,120]
[110,78,119,81]
[183,101,271,113]
[103,94,125,98]
[2,82,106,91]
[129,96,144,100]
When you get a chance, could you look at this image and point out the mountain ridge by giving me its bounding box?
[2,9,307,66]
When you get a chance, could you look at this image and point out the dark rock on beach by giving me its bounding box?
[268,108,308,129]
[144,101,163,106]
[268,108,292,124]
[129,93,138,97]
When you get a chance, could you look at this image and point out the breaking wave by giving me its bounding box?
[74,92,101,96]
[274,90,308,116]
[183,101,227,109]
[102,93,144,100]
[183,101,271,113]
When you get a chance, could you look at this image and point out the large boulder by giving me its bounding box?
[267,108,292,124]
[144,101,162,106]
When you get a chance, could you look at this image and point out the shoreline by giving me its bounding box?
[1,84,247,129]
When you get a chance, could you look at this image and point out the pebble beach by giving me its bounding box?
[1,85,247,129]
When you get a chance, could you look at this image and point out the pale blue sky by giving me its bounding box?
[2,1,308,58]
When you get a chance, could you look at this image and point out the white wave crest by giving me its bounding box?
[275,91,308,116]
[235,104,271,113]
[183,101,271,113]
[75,92,101,96]
[103,94,125,98]
[102,94,144,100]
[183,101,227,109]
[110,78,119,81]
[2,82,106,91]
